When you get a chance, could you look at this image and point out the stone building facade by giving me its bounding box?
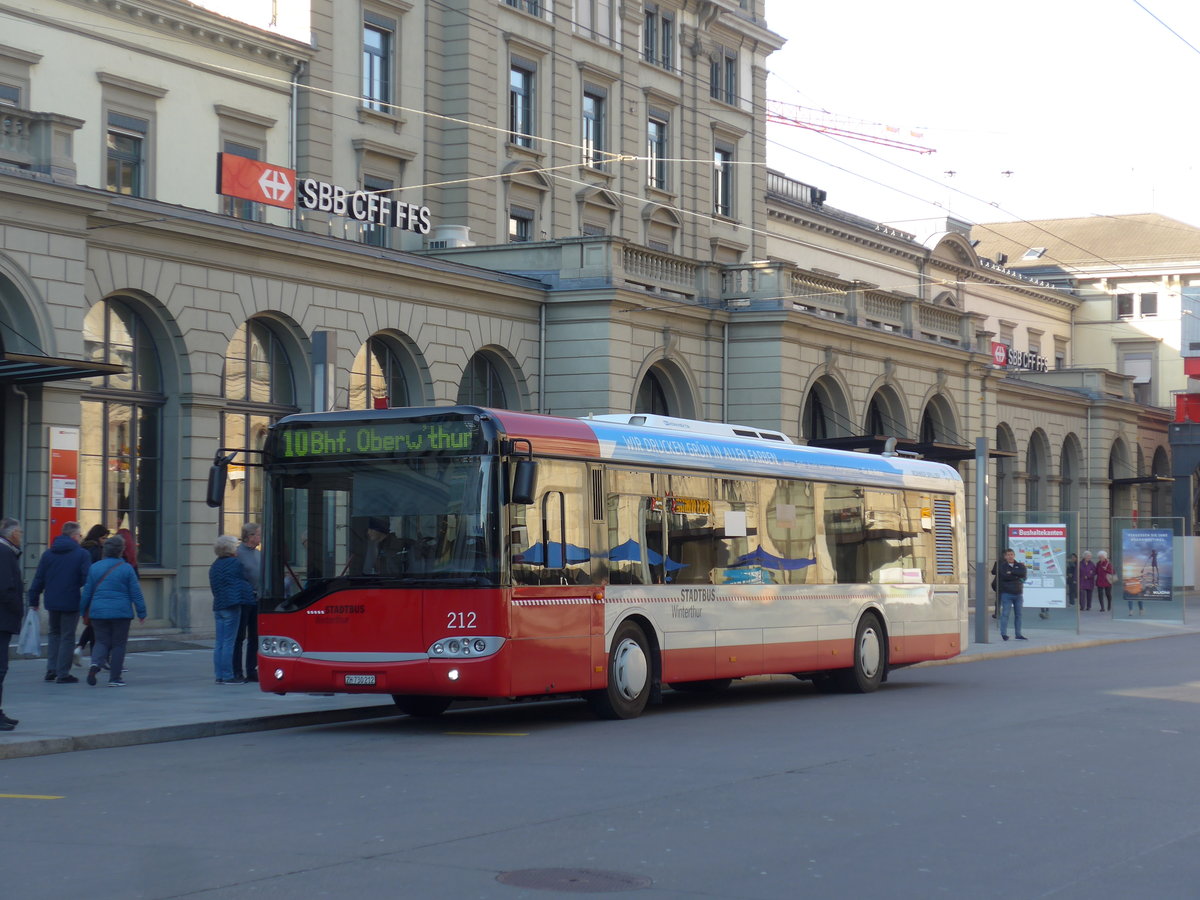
[0,0,1173,634]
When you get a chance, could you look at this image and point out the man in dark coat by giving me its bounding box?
[0,516,25,729]
[28,521,92,683]
[996,547,1028,642]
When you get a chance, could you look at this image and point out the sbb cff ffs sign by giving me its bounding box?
[215,154,433,234]
[216,153,295,209]
[296,178,432,234]
[991,341,1048,373]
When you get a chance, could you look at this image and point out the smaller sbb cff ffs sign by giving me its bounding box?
[991,341,1048,373]
[276,421,480,459]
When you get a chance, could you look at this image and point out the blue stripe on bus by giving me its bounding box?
[584,422,960,485]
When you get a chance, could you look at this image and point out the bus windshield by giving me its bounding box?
[262,455,500,608]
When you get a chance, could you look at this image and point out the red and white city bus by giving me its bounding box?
[244,406,967,719]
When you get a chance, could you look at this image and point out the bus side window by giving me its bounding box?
[511,461,591,585]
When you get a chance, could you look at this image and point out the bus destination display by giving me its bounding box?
[278,421,480,459]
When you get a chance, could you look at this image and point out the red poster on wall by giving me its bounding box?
[49,427,79,536]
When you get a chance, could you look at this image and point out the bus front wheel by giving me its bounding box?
[834,612,885,693]
[392,695,453,717]
[588,621,652,719]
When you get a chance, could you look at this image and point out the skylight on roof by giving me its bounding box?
[1022,247,1047,259]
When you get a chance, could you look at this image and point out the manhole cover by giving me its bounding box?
[496,868,652,893]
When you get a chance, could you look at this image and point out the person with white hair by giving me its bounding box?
[0,516,24,729]
[210,534,254,685]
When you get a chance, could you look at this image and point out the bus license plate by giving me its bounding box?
[344,674,376,685]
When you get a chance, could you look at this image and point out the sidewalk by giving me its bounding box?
[3,603,1198,760]
[0,639,396,760]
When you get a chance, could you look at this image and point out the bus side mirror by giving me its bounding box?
[205,460,228,508]
[511,459,537,505]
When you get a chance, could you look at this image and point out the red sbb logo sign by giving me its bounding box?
[992,342,1008,367]
[216,153,296,209]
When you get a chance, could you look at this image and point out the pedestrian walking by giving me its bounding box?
[80,535,146,687]
[211,534,254,684]
[76,524,108,664]
[1066,552,1078,607]
[233,522,261,682]
[1095,550,1114,613]
[1079,551,1096,610]
[0,516,24,730]
[995,548,1028,642]
[26,521,92,684]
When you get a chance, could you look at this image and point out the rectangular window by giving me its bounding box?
[1140,292,1158,317]
[582,89,606,169]
[505,0,542,13]
[106,112,147,197]
[221,141,262,221]
[578,0,613,41]
[714,145,733,217]
[509,62,535,147]
[643,5,673,70]
[362,14,395,113]
[710,49,737,104]
[0,83,19,107]
[1122,351,1153,404]
[1116,293,1134,318]
[509,205,534,243]
[362,175,393,248]
[647,113,668,190]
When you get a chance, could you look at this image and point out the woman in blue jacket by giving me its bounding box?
[210,534,254,684]
[80,535,146,686]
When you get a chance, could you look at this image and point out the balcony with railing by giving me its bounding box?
[0,107,84,183]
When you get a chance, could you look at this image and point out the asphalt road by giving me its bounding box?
[3,634,1200,899]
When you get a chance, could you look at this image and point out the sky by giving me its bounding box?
[764,0,1200,235]
[193,1,1200,234]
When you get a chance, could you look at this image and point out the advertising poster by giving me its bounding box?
[48,427,80,537]
[1121,528,1173,601]
[1006,523,1068,608]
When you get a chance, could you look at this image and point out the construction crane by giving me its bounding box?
[767,100,935,154]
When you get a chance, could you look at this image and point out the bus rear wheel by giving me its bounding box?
[588,621,652,719]
[834,612,885,693]
[392,695,453,717]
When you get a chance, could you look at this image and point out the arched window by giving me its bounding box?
[635,369,670,415]
[1027,432,1048,511]
[79,298,164,565]
[801,376,850,443]
[350,335,413,409]
[457,353,508,407]
[1060,436,1081,516]
[221,319,297,535]
[995,424,1017,515]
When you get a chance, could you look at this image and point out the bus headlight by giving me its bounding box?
[428,636,504,658]
[260,636,303,657]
